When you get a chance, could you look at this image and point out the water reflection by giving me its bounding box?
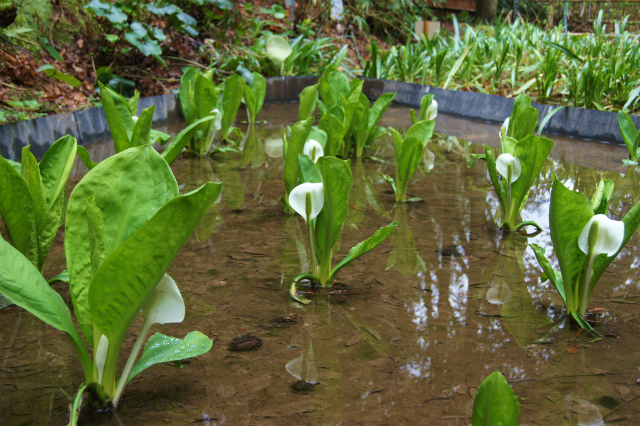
[386,204,426,277]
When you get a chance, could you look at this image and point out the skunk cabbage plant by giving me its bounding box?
[618,110,640,164]
[530,178,640,331]
[281,117,315,212]
[475,94,553,232]
[291,155,397,288]
[243,72,266,124]
[0,144,221,410]
[383,115,436,202]
[0,135,77,273]
[471,371,520,426]
[315,67,395,157]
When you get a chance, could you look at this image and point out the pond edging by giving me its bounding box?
[1,76,637,161]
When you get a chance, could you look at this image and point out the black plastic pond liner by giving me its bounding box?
[1,76,638,161]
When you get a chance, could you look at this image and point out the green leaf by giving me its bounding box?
[250,72,266,121]
[618,111,639,160]
[367,92,396,140]
[307,127,327,149]
[471,371,520,426]
[328,221,397,282]
[529,243,565,302]
[418,94,435,121]
[37,65,81,88]
[161,116,215,165]
[127,331,213,383]
[194,73,218,121]
[405,120,436,147]
[47,270,69,284]
[38,135,77,210]
[549,178,593,313]
[314,157,352,281]
[318,70,349,109]
[393,130,424,202]
[77,146,99,170]
[125,23,162,57]
[39,36,63,61]
[0,237,91,378]
[21,147,47,259]
[283,117,314,195]
[298,154,322,183]
[507,94,538,141]
[508,135,554,221]
[0,155,38,266]
[484,146,505,212]
[265,35,292,72]
[318,111,346,157]
[299,84,318,121]
[130,106,155,147]
[220,75,245,139]
[243,84,257,122]
[99,82,130,153]
[179,67,200,122]
[89,182,221,376]
[66,145,179,344]
[86,196,107,275]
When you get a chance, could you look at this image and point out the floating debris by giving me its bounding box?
[228,335,262,351]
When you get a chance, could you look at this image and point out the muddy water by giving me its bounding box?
[1,104,640,425]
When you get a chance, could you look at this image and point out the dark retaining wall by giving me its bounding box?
[1,76,638,161]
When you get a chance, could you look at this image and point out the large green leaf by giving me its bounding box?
[38,64,81,88]
[38,189,65,273]
[314,157,352,275]
[367,92,396,140]
[508,135,553,220]
[220,74,245,138]
[549,178,593,312]
[127,331,213,383]
[318,111,346,157]
[471,371,520,426]
[0,155,38,266]
[618,111,639,160]
[0,237,91,377]
[393,131,424,202]
[65,145,179,344]
[38,135,77,210]
[89,182,221,380]
[250,72,266,121]
[298,84,318,121]
[406,120,436,147]
[590,179,614,215]
[194,73,218,121]
[99,83,130,152]
[21,147,47,248]
[179,67,200,122]
[298,154,322,183]
[328,221,397,282]
[318,70,349,108]
[162,116,215,165]
[507,94,538,141]
[284,117,314,194]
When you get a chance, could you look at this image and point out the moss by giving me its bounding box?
[14,0,52,36]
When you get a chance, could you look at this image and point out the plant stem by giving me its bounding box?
[112,319,152,407]
[580,254,595,317]
[305,214,317,277]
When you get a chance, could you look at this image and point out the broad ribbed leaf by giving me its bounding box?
[509,135,553,217]
[529,243,565,302]
[195,73,218,121]
[89,182,221,349]
[618,111,639,159]
[38,135,77,209]
[251,72,266,120]
[318,111,345,157]
[367,92,396,138]
[179,67,199,122]
[86,196,107,275]
[315,157,352,262]
[38,190,65,272]
[220,74,245,138]
[0,237,90,374]
[77,146,98,170]
[484,146,505,214]
[100,83,130,152]
[406,120,436,147]
[471,371,520,426]
[329,221,397,282]
[549,178,593,312]
[0,155,38,266]
[298,154,322,183]
[66,145,179,344]
[244,84,257,122]
[394,133,424,202]
[284,117,314,194]
[298,84,318,121]
[127,331,213,383]
[318,70,349,108]
[21,148,47,253]
[507,94,538,141]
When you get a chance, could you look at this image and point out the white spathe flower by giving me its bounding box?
[500,117,510,138]
[426,99,438,121]
[265,136,284,158]
[141,274,185,326]
[303,139,324,163]
[132,116,139,123]
[210,108,222,131]
[95,334,109,383]
[289,182,324,221]
[496,153,521,183]
[578,214,624,257]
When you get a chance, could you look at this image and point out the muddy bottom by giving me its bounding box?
[1,104,640,425]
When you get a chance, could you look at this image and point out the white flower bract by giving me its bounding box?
[289,182,325,221]
[496,153,521,183]
[303,139,324,163]
[426,99,438,121]
[578,214,624,257]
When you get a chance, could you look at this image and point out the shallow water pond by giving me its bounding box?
[1,104,640,425]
